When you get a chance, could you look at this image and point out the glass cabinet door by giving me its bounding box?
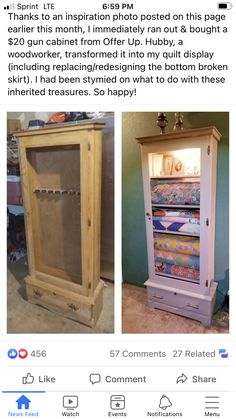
[27,145,82,285]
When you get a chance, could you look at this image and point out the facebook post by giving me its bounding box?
[0,0,234,418]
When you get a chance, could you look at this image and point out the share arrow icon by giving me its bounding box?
[176,373,188,384]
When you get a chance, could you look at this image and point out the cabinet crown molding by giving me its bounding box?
[136,126,221,144]
[14,122,106,137]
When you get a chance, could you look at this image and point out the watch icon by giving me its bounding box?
[63,396,78,409]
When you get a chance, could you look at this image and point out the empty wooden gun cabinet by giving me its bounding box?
[16,122,105,326]
[137,126,221,326]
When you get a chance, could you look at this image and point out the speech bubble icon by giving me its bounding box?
[89,373,101,385]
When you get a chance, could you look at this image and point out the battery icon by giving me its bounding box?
[218,2,233,9]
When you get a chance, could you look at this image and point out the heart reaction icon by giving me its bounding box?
[18,349,28,359]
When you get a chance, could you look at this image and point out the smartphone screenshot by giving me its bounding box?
[0,0,235,417]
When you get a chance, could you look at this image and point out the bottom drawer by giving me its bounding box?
[25,275,103,327]
[147,285,211,316]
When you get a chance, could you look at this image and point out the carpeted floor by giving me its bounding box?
[122,283,229,334]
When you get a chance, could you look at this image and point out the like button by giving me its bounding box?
[22,373,34,384]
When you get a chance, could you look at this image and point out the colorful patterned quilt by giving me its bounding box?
[154,233,200,256]
[153,216,199,224]
[153,219,200,235]
[151,182,200,205]
[153,208,200,218]
[155,261,200,281]
[155,249,200,270]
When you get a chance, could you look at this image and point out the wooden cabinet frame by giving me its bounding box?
[16,122,105,326]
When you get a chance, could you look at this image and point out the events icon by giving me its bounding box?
[110,395,125,410]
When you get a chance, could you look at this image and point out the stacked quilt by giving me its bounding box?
[154,233,200,256]
[151,181,200,281]
[155,262,200,281]
[152,181,200,205]
[154,233,200,281]
[152,208,200,235]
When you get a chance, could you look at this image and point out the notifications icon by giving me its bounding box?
[159,395,172,410]
[89,373,101,385]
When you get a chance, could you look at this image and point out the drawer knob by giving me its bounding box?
[67,303,79,311]
[186,303,199,310]
[152,295,164,300]
[34,289,42,297]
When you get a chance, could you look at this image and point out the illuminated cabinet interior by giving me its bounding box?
[136,127,221,326]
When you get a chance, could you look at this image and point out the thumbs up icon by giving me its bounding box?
[22,373,34,384]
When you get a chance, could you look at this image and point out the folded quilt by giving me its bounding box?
[153,219,200,235]
[155,261,200,281]
[154,233,200,256]
[155,249,200,270]
[152,208,200,219]
[152,182,200,205]
[153,216,200,224]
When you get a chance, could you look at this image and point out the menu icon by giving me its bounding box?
[205,396,220,411]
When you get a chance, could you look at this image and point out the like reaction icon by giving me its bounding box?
[7,348,28,359]
[22,373,34,385]
[8,349,18,359]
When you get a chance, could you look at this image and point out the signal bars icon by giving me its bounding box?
[4,4,15,10]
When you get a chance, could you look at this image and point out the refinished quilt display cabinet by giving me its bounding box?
[16,122,105,326]
[136,126,221,326]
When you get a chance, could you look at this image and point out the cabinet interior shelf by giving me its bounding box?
[33,188,80,196]
[152,203,200,208]
[155,271,200,284]
[151,175,200,180]
[153,229,200,238]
